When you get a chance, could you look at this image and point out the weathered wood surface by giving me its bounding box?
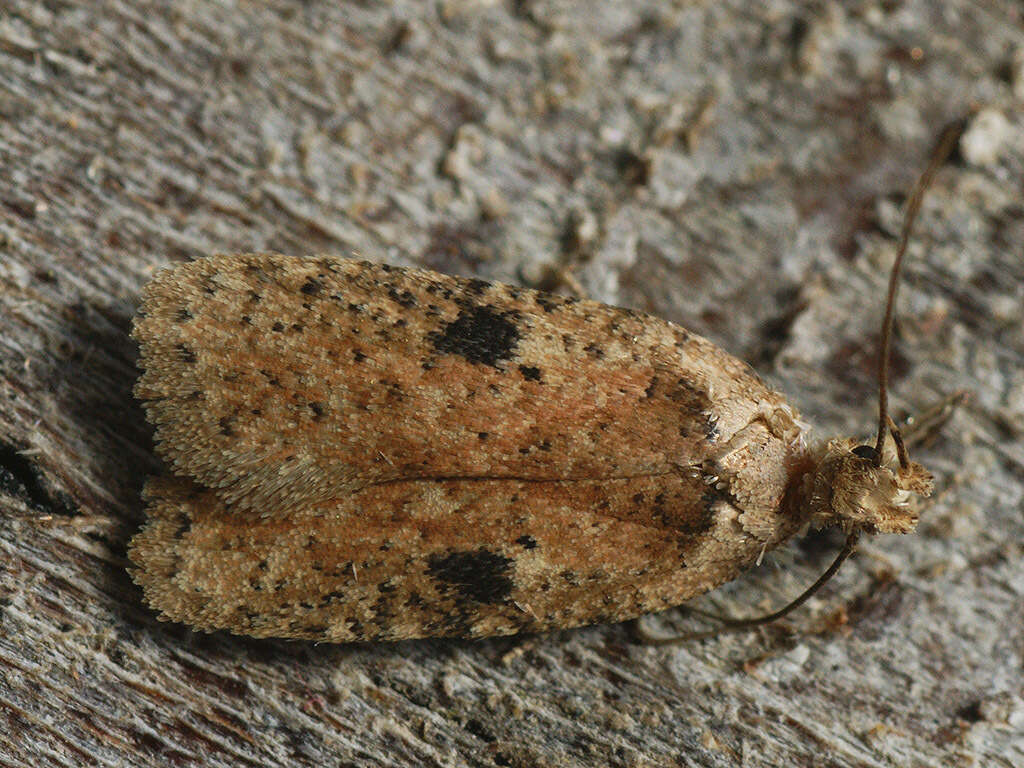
[1,2,1022,766]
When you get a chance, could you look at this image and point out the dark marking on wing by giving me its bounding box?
[426,548,514,605]
[518,365,542,382]
[427,305,521,367]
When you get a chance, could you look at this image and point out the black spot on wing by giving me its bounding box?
[427,548,514,605]
[685,488,723,535]
[427,305,521,367]
[177,343,196,363]
[645,375,717,441]
[518,365,542,382]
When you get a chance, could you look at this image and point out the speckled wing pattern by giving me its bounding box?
[130,254,809,641]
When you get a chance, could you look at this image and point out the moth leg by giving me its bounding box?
[896,390,968,451]
[524,261,588,299]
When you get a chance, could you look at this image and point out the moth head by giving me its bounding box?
[806,438,933,535]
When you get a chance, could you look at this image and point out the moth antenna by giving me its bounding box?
[640,532,862,644]
[873,121,964,464]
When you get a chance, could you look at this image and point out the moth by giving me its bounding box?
[130,138,956,643]
[129,253,936,642]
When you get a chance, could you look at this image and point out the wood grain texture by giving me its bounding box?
[1,2,1022,766]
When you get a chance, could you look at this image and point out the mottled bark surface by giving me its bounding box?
[1,2,1021,766]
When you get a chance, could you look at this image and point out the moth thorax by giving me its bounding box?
[798,438,934,535]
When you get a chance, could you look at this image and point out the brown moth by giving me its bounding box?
[129,248,933,643]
